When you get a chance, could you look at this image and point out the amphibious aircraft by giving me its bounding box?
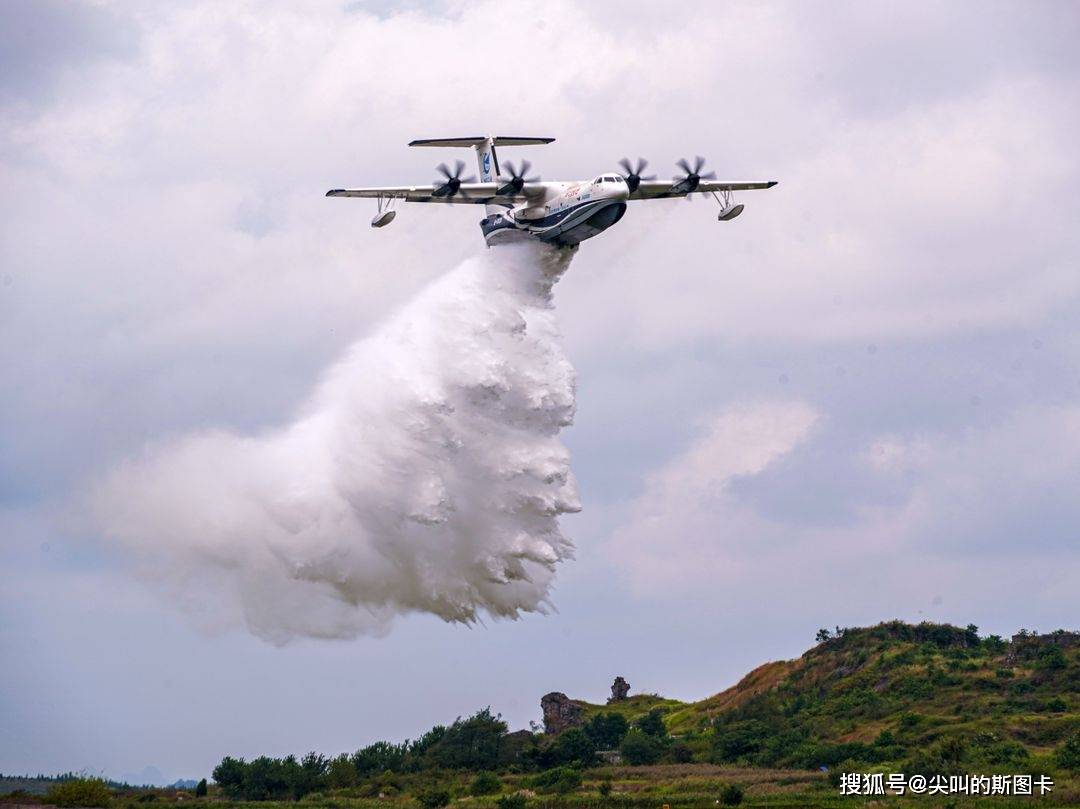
[326,136,776,248]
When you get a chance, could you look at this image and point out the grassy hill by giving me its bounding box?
[572,621,1079,772]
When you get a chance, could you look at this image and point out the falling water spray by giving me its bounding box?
[94,242,580,643]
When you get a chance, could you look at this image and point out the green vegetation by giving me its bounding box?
[4,621,1078,808]
[1058,731,1080,772]
[719,782,745,806]
[45,778,114,807]
[469,772,501,796]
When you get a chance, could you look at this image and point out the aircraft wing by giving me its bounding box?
[326,183,534,204]
[629,179,778,200]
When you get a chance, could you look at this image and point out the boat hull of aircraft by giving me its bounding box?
[481,198,627,247]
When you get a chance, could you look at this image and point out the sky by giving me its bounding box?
[2,0,1080,784]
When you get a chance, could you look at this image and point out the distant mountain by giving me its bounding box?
[118,765,167,787]
[170,779,199,789]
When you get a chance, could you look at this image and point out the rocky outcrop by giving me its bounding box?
[1006,630,1080,663]
[608,676,630,703]
[541,692,584,734]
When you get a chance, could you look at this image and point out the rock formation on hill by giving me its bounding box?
[608,676,630,703]
[541,692,584,734]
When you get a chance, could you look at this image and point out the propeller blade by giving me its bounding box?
[693,155,705,174]
[700,171,717,180]
[436,162,452,180]
[676,157,692,175]
[454,159,465,177]
[636,157,649,175]
[618,157,633,175]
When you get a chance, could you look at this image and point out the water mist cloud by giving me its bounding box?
[93,243,581,644]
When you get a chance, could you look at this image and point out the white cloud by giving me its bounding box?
[607,400,820,591]
[609,402,1080,596]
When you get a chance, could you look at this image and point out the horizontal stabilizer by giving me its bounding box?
[409,136,555,148]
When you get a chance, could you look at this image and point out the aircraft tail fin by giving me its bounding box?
[409,136,554,183]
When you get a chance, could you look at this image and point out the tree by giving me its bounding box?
[548,728,598,767]
[194,779,208,798]
[620,728,663,765]
[815,628,832,643]
[212,756,247,799]
[425,708,508,770]
[637,708,668,738]
[289,753,327,799]
[327,754,357,788]
[585,712,629,749]
[352,741,408,776]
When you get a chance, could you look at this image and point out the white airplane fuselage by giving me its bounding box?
[480,177,629,248]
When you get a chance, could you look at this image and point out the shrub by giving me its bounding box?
[1057,732,1080,772]
[712,720,769,762]
[670,743,693,763]
[415,788,451,809]
[529,767,581,795]
[195,778,208,798]
[1036,645,1067,671]
[719,783,744,806]
[470,772,502,796]
[496,794,527,809]
[620,728,663,765]
[1046,697,1068,713]
[597,780,612,798]
[46,778,113,808]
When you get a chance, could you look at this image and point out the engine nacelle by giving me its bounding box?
[717,203,744,221]
[371,210,396,228]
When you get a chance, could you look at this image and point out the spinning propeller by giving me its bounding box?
[671,155,716,196]
[617,157,655,194]
[432,160,475,198]
[497,160,540,196]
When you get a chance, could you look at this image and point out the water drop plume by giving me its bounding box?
[94,241,581,643]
